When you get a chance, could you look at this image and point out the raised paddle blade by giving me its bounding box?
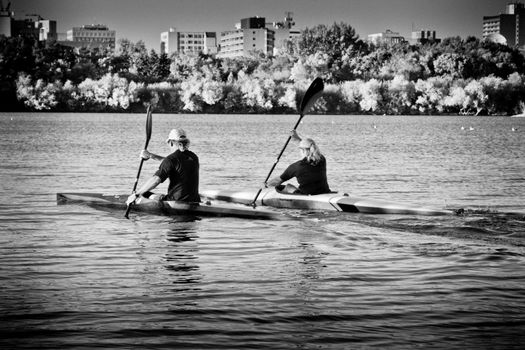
[144,105,153,149]
[299,77,324,116]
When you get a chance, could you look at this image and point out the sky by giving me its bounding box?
[8,0,516,50]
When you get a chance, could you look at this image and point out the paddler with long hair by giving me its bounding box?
[266,130,331,195]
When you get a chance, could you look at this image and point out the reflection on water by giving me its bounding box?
[164,225,202,287]
[1,113,524,349]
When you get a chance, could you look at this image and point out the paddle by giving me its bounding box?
[125,105,153,218]
[250,77,324,207]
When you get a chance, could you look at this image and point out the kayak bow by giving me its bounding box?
[201,188,454,216]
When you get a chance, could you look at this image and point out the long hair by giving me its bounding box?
[302,138,323,166]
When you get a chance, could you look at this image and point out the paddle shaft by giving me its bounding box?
[125,106,152,218]
[250,78,324,207]
[251,114,304,206]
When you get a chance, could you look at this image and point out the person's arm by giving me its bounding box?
[141,149,164,161]
[266,176,283,187]
[126,175,162,205]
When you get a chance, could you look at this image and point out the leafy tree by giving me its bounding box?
[33,41,76,82]
[219,56,260,80]
[0,36,36,110]
[433,53,466,78]
[298,22,366,82]
[106,54,130,75]
[155,52,171,80]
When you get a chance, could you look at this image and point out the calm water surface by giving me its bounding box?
[1,113,525,349]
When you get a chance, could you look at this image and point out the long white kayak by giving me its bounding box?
[57,193,282,220]
[201,188,454,216]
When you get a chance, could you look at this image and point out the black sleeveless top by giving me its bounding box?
[280,155,331,195]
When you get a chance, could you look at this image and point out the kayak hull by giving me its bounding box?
[57,193,280,220]
[200,188,453,216]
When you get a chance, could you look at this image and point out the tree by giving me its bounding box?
[433,53,466,78]
[298,22,366,82]
[33,41,76,83]
[0,36,37,110]
[155,52,171,80]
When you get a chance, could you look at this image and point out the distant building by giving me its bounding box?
[218,16,274,58]
[368,29,405,45]
[0,2,57,42]
[483,2,525,47]
[217,12,299,58]
[160,28,218,55]
[271,11,301,55]
[36,19,57,41]
[0,0,13,37]
[485,33,508,45]
[411,29,441,44]
[62,24,116,52]
[11,18,39,39]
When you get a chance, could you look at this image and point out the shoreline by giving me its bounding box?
[0,111,519,117]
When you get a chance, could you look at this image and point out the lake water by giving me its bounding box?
[1,112,525,349]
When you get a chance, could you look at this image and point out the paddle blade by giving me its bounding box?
[299,77,324,116]
[144,105,153,149]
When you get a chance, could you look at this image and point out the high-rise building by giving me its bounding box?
[218,16,275,58]
[483,2,525,47]
[160,28,217,55]
[62,24,116,51]
[0,0,13,37]
[36,20,57,41]
[217,12,299,59]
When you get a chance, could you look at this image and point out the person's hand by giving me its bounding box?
[126,193,139,206]
[140,150,151,160]
[290,130,301,141]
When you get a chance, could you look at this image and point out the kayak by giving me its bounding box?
[56,193,281,220]
[200,188,454,216]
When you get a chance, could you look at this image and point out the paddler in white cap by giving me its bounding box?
[126,128,200,205]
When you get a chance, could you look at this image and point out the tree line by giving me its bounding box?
[2,22,525,115]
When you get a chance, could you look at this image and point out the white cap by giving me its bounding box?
[166,128,188,143]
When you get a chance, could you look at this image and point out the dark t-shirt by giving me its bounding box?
[279,155,331,195]
[154,150,200,202]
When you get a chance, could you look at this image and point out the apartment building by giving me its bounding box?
[217,13,299,58]
[63,24,116,51]
[483,2,525,47]
[217,17,274,58]
[160,28,218,55]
